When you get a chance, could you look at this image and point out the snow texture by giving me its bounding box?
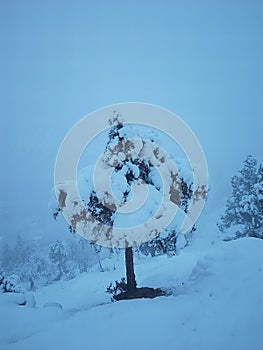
[1,237,263,350]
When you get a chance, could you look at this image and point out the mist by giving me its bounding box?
[1,0,262,241]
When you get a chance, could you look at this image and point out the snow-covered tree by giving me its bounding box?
[49,240,69,280]
[219,155,263,238]
[0,241,14,274]
[255,163,263,219]
[1,234,94,289]
[56,112,206,300]
[13,234,34,268]
[85,117,152,294]
[67,237,91,273]
[0,270,22,293]
[0,269,5,291]
[19,254,57,290]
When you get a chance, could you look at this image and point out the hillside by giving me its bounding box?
[1,237,263,350]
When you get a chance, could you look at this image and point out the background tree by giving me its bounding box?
[49,240,69,280]
[0,241,13,274]
[255,163,263,220]
[218,155,263,238]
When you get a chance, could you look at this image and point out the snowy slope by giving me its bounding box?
[1,237,263,350]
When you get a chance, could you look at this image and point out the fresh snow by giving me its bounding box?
[1,237,263,350]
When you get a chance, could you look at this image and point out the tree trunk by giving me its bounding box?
[125,247,136,291]
[114,247,166,301]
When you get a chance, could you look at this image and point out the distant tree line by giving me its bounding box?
[0,235,103,291]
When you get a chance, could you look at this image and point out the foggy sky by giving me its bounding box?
[1,0,262,240]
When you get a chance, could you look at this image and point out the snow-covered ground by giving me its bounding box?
[1,237,263,350]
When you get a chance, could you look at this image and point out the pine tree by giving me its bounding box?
[255,163,263,222]
[0,241,14,274]
[14,234,33,267]
[49,240,69,280]
[219,155,263,238]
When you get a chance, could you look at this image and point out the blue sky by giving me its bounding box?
[1,0,262,240]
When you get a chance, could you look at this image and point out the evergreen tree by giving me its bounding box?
[13,234,33,268]
[255,163,263,222]
[19,254,57,290]
[67,237,93,273]
[219,155,263,238]
[49,240,69,280]
[0,241,14,274]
